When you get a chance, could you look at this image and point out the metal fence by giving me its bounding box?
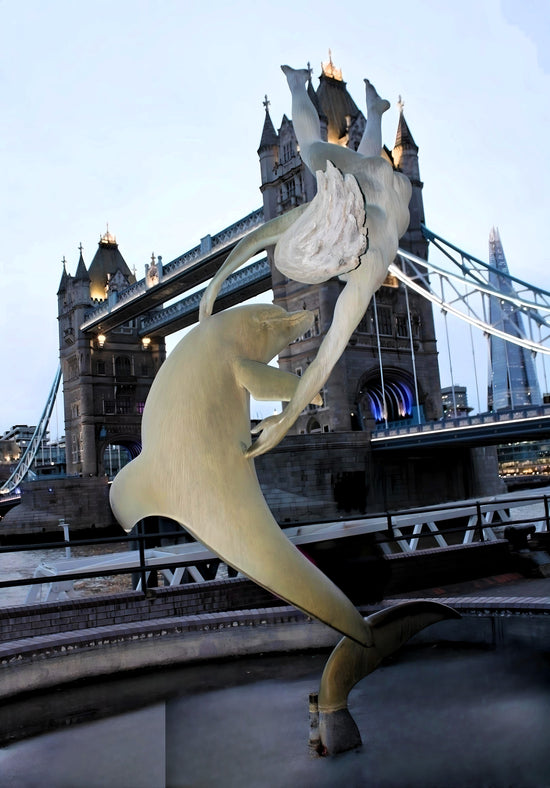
[1,491,549,605]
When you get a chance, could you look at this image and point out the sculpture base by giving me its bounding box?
[317,707,362,755]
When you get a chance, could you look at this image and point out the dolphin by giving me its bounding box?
[110,303,373,647]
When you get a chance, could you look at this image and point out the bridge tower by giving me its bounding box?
[57,232,166,477]
[259,57,442,435]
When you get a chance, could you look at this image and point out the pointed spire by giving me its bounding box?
[394,96,418,151]
[57,255,69,295]
[100,223,117,247]
[74,242,89,281]
[258,94,279,150]
[321,50,343,81]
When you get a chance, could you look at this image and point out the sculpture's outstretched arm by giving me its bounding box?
[246,255,382,458]
[199,205,308,321]
[235,359,322,405]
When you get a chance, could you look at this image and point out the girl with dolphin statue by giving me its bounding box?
[110,66,458,755]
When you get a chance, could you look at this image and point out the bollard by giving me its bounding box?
[58,518,71,559]
[308,692,321,756]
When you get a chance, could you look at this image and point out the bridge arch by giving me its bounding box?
[357,368,416,426]
[98,431,141,479]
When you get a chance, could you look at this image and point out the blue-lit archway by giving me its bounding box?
[357,369,416,426]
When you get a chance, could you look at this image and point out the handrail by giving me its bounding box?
[0,491,548,604]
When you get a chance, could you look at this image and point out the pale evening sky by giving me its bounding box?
[1,0,549,436]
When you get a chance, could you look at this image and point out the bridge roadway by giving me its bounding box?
[80,207,266,336]
[371,403,550,450]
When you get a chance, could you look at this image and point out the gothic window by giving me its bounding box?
[287,179,296,198]
[114,356,131,377]
[70,402,80,420]
[357,307,373,334]
[376,305,393,336]
[282,141,294,162]
[115,397,132,414]
[96,360,106,375]
[71,433,80,463]
[396,314,409,338]
[67,357,78,380]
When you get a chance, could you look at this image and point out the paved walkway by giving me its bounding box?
[391,571,550,601]
[387,571,550,619]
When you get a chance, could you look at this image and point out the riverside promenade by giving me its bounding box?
[1,562,549,706]
[1,565,549,787]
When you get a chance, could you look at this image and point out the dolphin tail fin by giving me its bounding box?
[367,599,461,665]
[316,601,460,755]
[109,457,159,533]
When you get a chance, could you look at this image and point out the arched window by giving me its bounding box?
[306,417,322,433]
[114,356,131,377]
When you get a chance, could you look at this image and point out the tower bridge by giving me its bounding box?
[80,208,265,335]
[3,56,550,525]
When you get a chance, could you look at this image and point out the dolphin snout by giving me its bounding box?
[287,309,315,339]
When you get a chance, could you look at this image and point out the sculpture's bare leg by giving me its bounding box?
[280,65,321,173]
[315,601,461,755]
[357,79,390,158]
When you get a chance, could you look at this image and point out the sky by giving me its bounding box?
[1,0,550,435]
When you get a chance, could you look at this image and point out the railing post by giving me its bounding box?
[386,512,394,541]
[544,496,550,533]
[476,501,484,542]
[138,519,148,594]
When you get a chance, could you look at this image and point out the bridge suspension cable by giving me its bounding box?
[392,234,550,356]
[1,366,62,495]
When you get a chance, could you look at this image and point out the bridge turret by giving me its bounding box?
[392,99,427,261]
[88,229,135,301]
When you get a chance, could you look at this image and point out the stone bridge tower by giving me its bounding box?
[258,57,442,435]
[57,231,166,477]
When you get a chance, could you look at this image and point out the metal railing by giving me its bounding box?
[0,491,548,606]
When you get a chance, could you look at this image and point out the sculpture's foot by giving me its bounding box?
[364,78,390,115]
[318,708,362,756]
[281,64,310,90]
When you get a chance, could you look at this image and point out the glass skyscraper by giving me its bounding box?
[487,227,541,410]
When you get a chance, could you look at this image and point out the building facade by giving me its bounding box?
[258,57,442,435]
[441,385,472,417]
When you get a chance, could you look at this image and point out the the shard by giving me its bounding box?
[487,227,541,410]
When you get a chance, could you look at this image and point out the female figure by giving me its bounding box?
[200,66,411,458]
